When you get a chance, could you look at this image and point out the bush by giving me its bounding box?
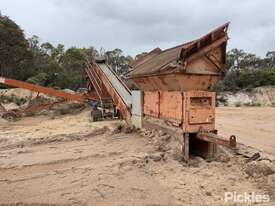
[216,96,228,107]
[217,96,227,103]
[26,73,48,86]
[244,102,261,107]
[235,102,241,107]
[251,103,261,107]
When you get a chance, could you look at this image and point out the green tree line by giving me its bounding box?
[1,14,275,91]
[0,14,133,90]
[215,49,275,91]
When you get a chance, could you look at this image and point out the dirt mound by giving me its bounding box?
[0,88,34,100]
[138,128,184,162]
[1,108,275,205]
[244,160,275,178]
[218,86,275,106]
[253,86,275,106]
[0,126,109,151]
[0,88,86,118]
[111,123,136,134]
[49,102,86,116]
[0,88,56,106]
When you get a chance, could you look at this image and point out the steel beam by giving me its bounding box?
[0,76,87,102]
[196,132,237,149]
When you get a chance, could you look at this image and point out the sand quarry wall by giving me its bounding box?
[218,86,275,106]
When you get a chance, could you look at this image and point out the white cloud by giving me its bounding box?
[1,0,275,56]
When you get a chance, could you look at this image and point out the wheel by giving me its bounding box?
[90,110,102,122]
[2,112,19,121]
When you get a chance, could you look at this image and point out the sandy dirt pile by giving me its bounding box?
[1,88,36,99]
[0,109,274,205]
[0,88,86,119]
[0,88,56,106]
[218,85,275,106]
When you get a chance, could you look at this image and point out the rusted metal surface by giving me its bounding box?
[129,41,193,77]
[98,63,132,106]
[143,91,159,118]
[196,133,237,149]
[183,133,189,162]
[129,23,229,91]
[132,73,220,91]
[84,92,110,101]
[183,91,215,133]
[130,22,229,77]
[159,91,182,124]
[129,23,233,161]
[87,61,132,124]
[143,91,215,133]
[0,76,111,120]
[85,66,112,101]
[130,48,161,68]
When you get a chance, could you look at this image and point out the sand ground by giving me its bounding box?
[216,107,275,156]
[0,107,274,205]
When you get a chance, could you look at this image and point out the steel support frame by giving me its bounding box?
[182,131,236,162]
[0,76,87,102]
[92,64,132,124]
[183,133,189,162]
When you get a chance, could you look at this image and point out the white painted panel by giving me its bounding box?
[131,90,143,115]
[131,115,142,128]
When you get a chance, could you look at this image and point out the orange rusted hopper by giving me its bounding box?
[129,22,229,91]
[129,23,232,161]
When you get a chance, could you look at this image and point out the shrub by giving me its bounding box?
[26,73,48,86]
[235,102,241,107]
[251,103,261,107]
[218,96,227,103]
[243,102,261,107]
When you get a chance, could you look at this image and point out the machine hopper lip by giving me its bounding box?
[129,22,230,79]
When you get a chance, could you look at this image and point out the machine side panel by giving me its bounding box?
[159,91,183,124]
[143,91,159,118]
